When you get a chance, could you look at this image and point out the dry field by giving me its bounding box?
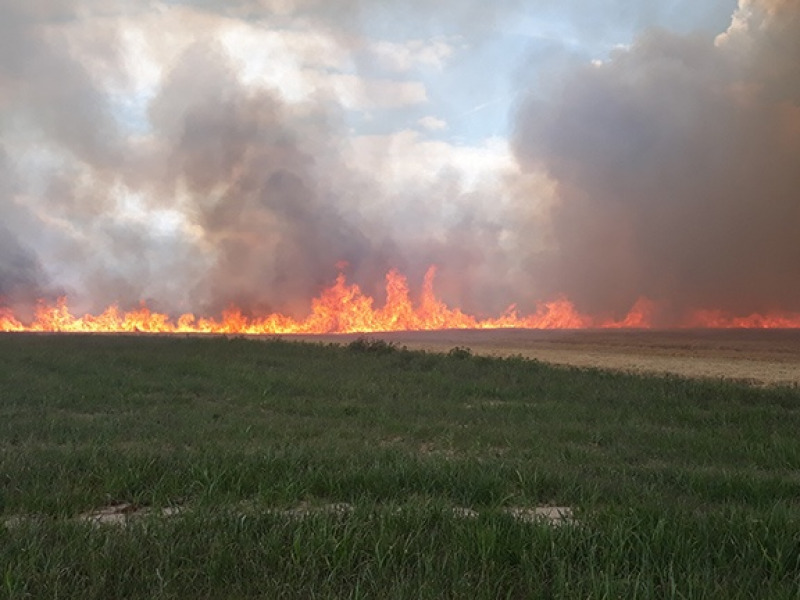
[286,328,800,386]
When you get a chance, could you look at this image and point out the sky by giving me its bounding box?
[1,0,798,324]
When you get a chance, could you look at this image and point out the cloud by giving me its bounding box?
[324,73,428,110]
[370,38,456,72]
[512,0,800,320]
[417,116,447,131]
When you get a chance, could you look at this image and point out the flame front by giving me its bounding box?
[2,266,800,334]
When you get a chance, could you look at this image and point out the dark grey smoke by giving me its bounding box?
[0,149,49,309]
[144,42,393,316]
[513,0,800,321]
[0,222,47,308]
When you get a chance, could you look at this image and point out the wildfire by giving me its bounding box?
[1,266,799,334]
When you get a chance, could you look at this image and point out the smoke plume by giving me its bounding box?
[1,0,798,324]
[513,0,800,321]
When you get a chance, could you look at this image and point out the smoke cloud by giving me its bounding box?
[513,0,800,320]
[1,0,797,324]
[0,0,520,317]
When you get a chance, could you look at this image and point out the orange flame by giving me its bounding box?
[1,266,800,333]
[685,308,800,329]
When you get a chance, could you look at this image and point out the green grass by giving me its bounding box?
[1,333,799,598]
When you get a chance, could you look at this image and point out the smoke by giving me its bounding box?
[0,185,48,309]
[143,42,370,314]
[0,1,399,316]
[0,2,122,168]
[512,0,800,320]
[1,0,797,323]
[0,141,59,312]
[0,0,520,317]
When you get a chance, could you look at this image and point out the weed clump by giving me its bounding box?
[447,346,473,359]
[346,337,397,355]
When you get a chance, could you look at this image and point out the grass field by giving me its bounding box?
[1,333,800,598]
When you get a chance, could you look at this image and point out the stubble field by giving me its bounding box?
[290,328,800,387]
[1,331,799,598]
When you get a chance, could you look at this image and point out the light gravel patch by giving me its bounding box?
[450,505,576,526]
[504,506,575,526]
[6,503,575,528]
[79,503,184,526]
[265,502,354,520]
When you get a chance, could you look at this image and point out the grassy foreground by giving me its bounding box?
[1,333,799,599]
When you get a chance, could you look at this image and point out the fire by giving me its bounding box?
[685,309,800,329]
[1,266,800,334]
